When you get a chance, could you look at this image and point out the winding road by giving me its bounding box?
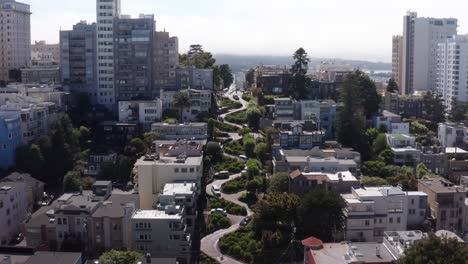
[200,85,253,264]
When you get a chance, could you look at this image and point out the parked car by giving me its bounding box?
[221,137,233,144]
[233,95,239,100]
[240,216,251,226]
[210,208,227,216]
[211,185,222,196]
[239,155,248,161]
[214,171,230,179]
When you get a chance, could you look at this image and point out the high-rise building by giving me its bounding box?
[0,0,31,82]
[392,35,404,91]
[114,14,155,101]
[154,31,178,96]
[60,21,97,102]
[401,11,457,95]
[436,35,468,110]
[31,40,60,64]
[96,0,120,107]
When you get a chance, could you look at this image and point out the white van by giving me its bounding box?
[211,185,221,196]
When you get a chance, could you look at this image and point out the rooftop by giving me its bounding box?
[445,147,468,154]
[290,170,358,182]
[92,193,139,218]
[24,251,82,264]
[352,186,407,197]
[418,177,466,194]
[132,209,183,220]
[162,182,196,196]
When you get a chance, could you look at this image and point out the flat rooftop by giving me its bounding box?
[135,155,203,166]
[132,209,182,220]
[163,182,196,196]
[308,242,394,264]
[353,186,405,197]
[418,177,466,194]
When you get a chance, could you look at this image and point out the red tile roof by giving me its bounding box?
[301,236,323,248]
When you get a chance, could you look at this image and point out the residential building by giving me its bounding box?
[20,66,60,84]
[97,121,138,149]
[438,122,466,148]
[151,122,208,140]
[401,11,458,94]
[154,31,178,96]
[0,0,31,82]
[0,180,28,245]
[273,98,298,120]
[273,147,361,174]
[90,192,139,251]
[342,186,427,242]
[158,182,198,234]
[59,21,97,102]
[175,66,213,91]
[289,169,358,195]
[0,251,82,264]
[1,172,44,211]
[304,81,338,101]
[31,40,60,64]
[272,121,325,156]
[0,113,20,170]
[136,139,203,209]
[375,111,402,132]
[114,14,155,102]
[445,147,468,183]
[253,66,290,95]
[131,208,191,262]
[392,35,404,91]
[83,152,117,177]
[436,35,468,110]
[383,92,424,119]
[118,100,163,131]
[386,134,421,166]
[315,63,353,83]
[96,0,121,107]
[161,89,212,122]
[383,230,426,259]
[0,101,60,144]
[418,177,466,233]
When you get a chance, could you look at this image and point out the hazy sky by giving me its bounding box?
[24,0,468,62]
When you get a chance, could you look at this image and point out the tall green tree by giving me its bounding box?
[355,70,381,119]
[399,233,468,264]
[63,170,82,193]
[422,92,446,124]
[180,44,216,69]
[289,48,310,100]
[297,189,346,241]
[28,144,45,178]
[253,193,300,235]
[386,78,398,93]
[449,100,468,122]
[219,64,234,88]
[173,91,191,122]
[268,172,289,193]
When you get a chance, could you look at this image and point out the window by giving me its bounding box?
[389,217,393,224]
[397,217,401,224]
[365,220,370,226]
[58,218,62,225]
[174,168,179,173]
[63,218,67,225]
[189,168,194,173]
[181,168,187,173]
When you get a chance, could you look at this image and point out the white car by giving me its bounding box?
[211,185,222,196]
[210,208,227,216]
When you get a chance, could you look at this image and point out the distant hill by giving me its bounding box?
[214,54,391,73]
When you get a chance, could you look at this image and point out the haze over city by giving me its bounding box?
[25,0,468,62]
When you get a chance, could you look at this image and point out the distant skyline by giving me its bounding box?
[24,0,468,62]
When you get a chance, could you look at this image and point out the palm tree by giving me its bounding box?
[173,91,191,122]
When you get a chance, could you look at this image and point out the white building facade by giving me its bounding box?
[0,181,28,245]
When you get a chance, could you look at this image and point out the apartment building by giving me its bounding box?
[60,21,97,102]
[400,12,457,94]
[131,208,191,262]
[114,14,155,101]
[392,35,404,91]
[90,192,139,252]
[136,140,203,209]
[154,31,178,96]
[438,122,466,148]
[289,169,358,195]
[272,122,325,155]
[253,66,290,95]
[436,35,468,110]
[175,66,213,91]
[31,40,60,64]
[161,89,212,122]
[0,180,28,245]
[315,63,353,83]
[0,0,31,82]
[0,101,60,144]
[83,151,117,177]
[342,186,427,242]
[20,66,60,84]
[158,182,198,234]
[1,172,44,211]
[118,100,163,131]
[386,133,421,166]
[0,113,20,170]
[151,122,208,140]
[375,111,404,132]
[96,0,120,107]
[418,177,466,233]
[383,92,424,119]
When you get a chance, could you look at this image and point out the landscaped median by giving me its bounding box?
[208,197,247,216]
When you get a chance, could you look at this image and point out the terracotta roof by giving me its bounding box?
[289,169,302,179]
[302,236,323,248]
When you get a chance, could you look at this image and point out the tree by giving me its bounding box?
[143,132,157,151]
[415,163,430,178]
[253,193,300,235]
[180,44,216,69]
[99,250,143,264]
[268,173,289,193]
[206,142,223,162]
[246,106,261,130]
[378,148,394,165]
[245,68,255,88]
[173,91,191,122]
[298,189,346,241]
[246,158,262,178]
[63,170,82,193]
[28,144,45,178]
[219,64,234,89]
[255,142,268,161]
[372,133,388,157]
[449,100,468,122]
[355,70,381,119]
[207,118,215,141]
[422,92,446,124]
[399,233,468,264]
[386,78,398,93]
[361,161,390,178]
[289,48,310,100]
[243,135,256,158]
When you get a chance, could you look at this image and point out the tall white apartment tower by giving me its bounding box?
[96,0,121,108]
[0,0,31,82]
[437,35,468,111]
[401,11,457,95]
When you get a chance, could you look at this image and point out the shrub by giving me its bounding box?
[210,197,247,216]
[219,226,260,263]
[220,97,242,109]
[213,156,244,173]
[224,140,245,156]
[225,111,248,124]
[207,213,231,233]
[222,178,247,194]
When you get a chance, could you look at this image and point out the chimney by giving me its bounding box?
[145,253,151,263]
[376,245,381,257]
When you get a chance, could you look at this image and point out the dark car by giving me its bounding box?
[240,216,251,226]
